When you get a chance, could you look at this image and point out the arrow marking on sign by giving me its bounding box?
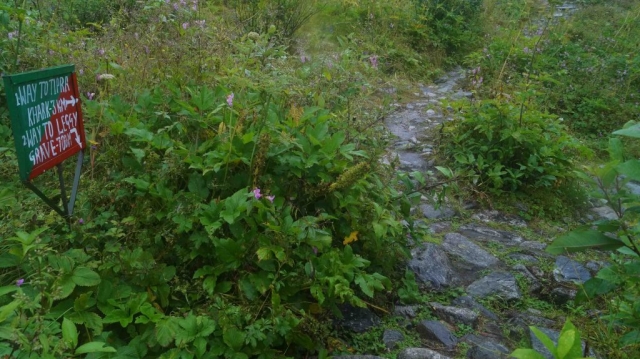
[70,128,82,148]
[62,96,78,110]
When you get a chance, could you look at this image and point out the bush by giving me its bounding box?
[412,0,483,57]
[440,99,590,192]
[230,0,319,40]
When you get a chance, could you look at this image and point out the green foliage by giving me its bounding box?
[546,121,640,353]
[412,0,483,57]
[511,320,592,359]
[397,269,421,304]
[440,98,589,192]
[230,0,318,40]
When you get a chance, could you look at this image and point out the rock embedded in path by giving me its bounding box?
[382,329,405,349]
[394,305,419,319]
[442,233,499,271]
[467,272,521,300]
[337,304,381,333]
[397,348,452,359]
[332,356,385,359]
[591,206,618,221]
[508,253,539,264]
[451,295,499,321]
[429,302,479,328]
[416,320,458,349]
[408,243,455,290]
[458,224,524,246]
[462,334,510,359]
[553,256,591,284]
[472,210,527,228]
[420,204,456,220]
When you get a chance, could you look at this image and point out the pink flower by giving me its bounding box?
[266,195,275,203]
[78,218,85,224]
[253,188,262,199]
[97,48,105,56]
[86,92,95,100]
[16,279,24,287]
[227,93,234,107]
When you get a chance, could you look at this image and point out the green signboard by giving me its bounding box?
[3,65,86,181]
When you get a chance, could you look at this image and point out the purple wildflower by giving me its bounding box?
[16,279,24,287]
[79,69,84,75]
[300,55,308,63]
[86,92,95,100]
[78,218,84,224]
[48,50,55,56]
[182,22,189,30]
[97,48,105,56]
[173,3,179,10]
[195,20,206,28]
[8,31,18,40]
[312,247,318,255]
[523,47,531,54]
[266,195,275,203]
[369,55,378,69]
[226,93,234,107]
[253,188,262,199]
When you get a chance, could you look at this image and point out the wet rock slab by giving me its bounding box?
[462,334,510,359]
[429,302,479,327]
[382,329,405,349]
[408,243,455,290]
[416,320,458,349]
[467,272,521,300]
[457,224,525,246]
[397,348,452,359]
[442,233,499,272]
[553,256,591,284]
[337,304,381,333]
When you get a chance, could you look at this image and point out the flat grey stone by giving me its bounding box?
[420,204,456,220]
[408,243,455,290]
[394,305,418,319]
[397,348,452,359]
[416,320,458,349]
[442,233,499,270]
[472,210,527,227]
[462,334,510,359]
[332,356,385,359]
[508,253,539,263]
[337,304,381,333]
[429,222,452,234]
[553,256,591,284]
[467,272,521,300]
[458,225,524,246]
[513,264,542,293]
[519,241,547,252]
[508,310,556,332]
[451,296,499,321]
[626,181,640,196]
[591,206,618,221]
[429,302,479,327]
[549,287,577,305]
[382,329,404,349]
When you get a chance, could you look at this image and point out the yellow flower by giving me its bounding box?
[343,231,359,245]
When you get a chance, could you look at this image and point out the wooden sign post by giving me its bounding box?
[3,65,86,219]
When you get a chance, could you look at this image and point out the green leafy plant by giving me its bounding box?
[440,98,589,192]
[511,319,593,359]
[546,121,640,353]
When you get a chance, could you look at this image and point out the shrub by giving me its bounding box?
[440,98,590,192]
[230,0,319,41]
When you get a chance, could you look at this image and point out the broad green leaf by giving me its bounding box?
[613,124,640,139]
[223,327,245,351]
[608,138,624,162]
[575,278,617,304]
[546,229,623,254]
[74,342,117,354]
[72,267,101,286]
[435,166,453,178]
[62,318,78,349]
[155,318,179,347]
[617,160,640,182]
[530,327,557,358]
[0,286,18,297]
[510,349,547,359]
[620,330,640,347]
[559,321,583,359]
[194,337,207,359]
[0,300,20,323]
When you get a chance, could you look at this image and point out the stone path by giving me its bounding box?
[333,67,605,359]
